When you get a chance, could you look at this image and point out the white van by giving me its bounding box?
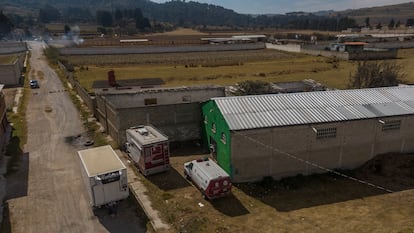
[184,158,232,199]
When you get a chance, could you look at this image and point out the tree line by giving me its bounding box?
[3,0,414,39]
[31,1,414,31]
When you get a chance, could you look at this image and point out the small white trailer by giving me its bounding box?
[184,158,232,199]
[125,125,170,176]
[78,145,129,208]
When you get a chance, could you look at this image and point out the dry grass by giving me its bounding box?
[150,28,208,36]
[71,48,414,92]
[46,23,99,34]
[140,150,414,233]
[70,50,357,92]
[0,54,17,65]
[397,49,414,83]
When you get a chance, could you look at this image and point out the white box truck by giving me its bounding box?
[78,145,129,208]
[125,125,170,176]
[184,158,232,199]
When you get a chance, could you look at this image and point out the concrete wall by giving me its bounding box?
[101,87,225,109]
[116,103,202,144]
[96,86,225,145]
[0,42,27,54]
[59,43,266,55]
[0,63,21,86]
[348,49,399,60]
[230,116,414,183]
[367,41,414,49]
[267,42,400,60]
[58,61,96,113]
[265,43,301,53]
[301,49,350,60]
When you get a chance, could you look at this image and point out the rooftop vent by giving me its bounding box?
[136,127,149,136]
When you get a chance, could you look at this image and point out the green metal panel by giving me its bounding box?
[201,101,232,176]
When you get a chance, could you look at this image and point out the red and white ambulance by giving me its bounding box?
[184,158,232,199]
[125,125,170,175]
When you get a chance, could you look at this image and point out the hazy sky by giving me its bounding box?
[151,0,411,14]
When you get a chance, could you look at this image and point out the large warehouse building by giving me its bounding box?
[202,86,414,183]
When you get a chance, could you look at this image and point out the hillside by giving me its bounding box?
[339,2,414,25]
[1,0,413,29]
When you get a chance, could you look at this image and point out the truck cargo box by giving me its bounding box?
[78,145,129,208]
[126,125,170,176]
[184,158,232,199]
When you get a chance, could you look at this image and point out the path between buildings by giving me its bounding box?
[116,150,171,232]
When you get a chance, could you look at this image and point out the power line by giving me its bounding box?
[233,131,394,193]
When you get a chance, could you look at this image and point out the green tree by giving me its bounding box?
[406,18,414,27]
[0,11,14,37]
[236,80,273,96]
[115,9,122,22]
[348,61,406,89]
[96,10,113,27]
[376,22,382,30]
[388,18,395,29]
[365,17,370,28]
[64,24,70,34]
[396,20,401,28]
[134,8,151,30]
[38,4,61,23]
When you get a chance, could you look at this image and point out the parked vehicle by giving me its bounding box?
[125,125,170,176]
[30,80,39,88]
[78,145,129,208]
[184,158,232,199]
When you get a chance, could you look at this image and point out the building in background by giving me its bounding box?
[95,85,225,145]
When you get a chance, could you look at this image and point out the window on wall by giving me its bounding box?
[144,98,157,105]
[211,122,216,133]
[381,120,401,131]
[314,127,337,139]
[221,133,226,144]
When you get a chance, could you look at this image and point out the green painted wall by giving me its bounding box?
[201,100,232,176]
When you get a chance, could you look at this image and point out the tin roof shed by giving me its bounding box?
[212,86,414,130]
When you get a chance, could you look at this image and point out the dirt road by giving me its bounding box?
[5,41,147,233]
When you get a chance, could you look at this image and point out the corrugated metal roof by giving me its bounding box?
[213,86,414,130]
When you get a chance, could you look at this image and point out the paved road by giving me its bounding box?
[6,41,147,233]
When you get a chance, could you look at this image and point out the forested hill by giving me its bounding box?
[1,0,362,30]
[6,0,414,31]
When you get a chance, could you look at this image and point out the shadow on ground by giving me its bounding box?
[236,153,414,212]
[145,167,191,191]
[6,151,29,200]
[94,195,148,233]
[210,194,249,217]
[170,143,207,157]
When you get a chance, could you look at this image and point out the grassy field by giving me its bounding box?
[67,48,414,92]
[398,49,414,83]
[68,50,357,91]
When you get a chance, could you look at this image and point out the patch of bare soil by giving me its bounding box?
[147,152,414,233]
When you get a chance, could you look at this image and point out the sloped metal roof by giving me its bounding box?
[213,86,414,131]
